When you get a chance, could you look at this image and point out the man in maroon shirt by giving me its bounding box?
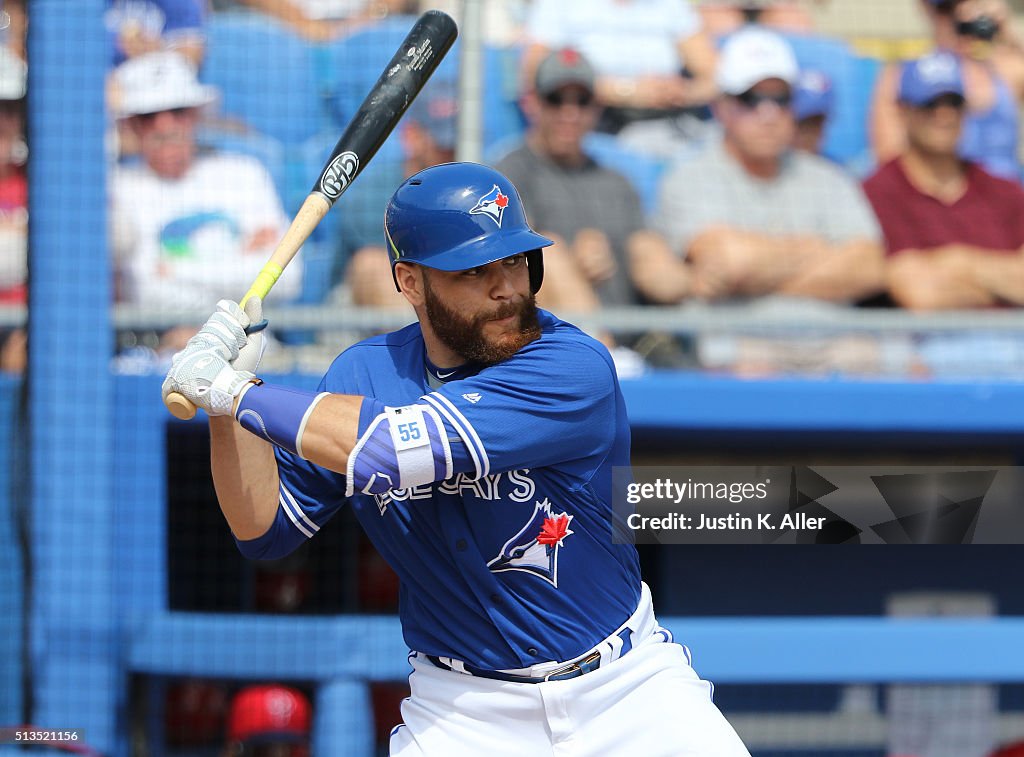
[863,51,1024,309]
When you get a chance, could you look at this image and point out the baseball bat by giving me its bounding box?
[165,10,459,420]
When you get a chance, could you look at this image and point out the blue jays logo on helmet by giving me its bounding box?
[469,184,510,228]
[487,499,574,587]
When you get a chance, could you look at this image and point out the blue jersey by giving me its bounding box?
[240,309,639,670]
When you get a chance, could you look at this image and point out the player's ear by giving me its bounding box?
[394,262,425,306]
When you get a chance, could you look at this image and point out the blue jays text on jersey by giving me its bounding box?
[235,309,640,671]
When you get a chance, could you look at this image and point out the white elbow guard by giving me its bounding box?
[346,404,453,496]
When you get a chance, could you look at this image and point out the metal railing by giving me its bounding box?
[102,300,1024,335]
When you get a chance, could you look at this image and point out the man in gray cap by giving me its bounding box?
[496,48,678,353]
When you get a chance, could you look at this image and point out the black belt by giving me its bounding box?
[425,650,605,684]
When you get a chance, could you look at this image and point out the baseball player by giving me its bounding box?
[162,162,750,756]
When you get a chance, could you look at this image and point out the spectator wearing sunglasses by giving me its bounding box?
[864,52,1024,309]
[109,52,298,353]
[871,0,1024,181]
[651,28,883,306]
[494,48,674,374]
[521,0,719,160]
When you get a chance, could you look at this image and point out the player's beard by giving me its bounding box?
[423,276,542,366]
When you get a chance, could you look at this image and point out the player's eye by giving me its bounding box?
[504,254,526,267]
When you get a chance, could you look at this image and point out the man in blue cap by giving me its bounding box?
[863,51,1024,309]
[870,0,1024,181]
[791,69,833,156]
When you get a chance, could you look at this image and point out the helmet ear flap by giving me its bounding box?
[526,250,544,294]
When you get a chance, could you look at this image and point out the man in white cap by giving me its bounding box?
[110,51,299,327]
[647,27,884,307]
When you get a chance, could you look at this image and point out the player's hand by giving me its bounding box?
[161,347,255,417]
[161,301,256,416]
[234,295,267,374]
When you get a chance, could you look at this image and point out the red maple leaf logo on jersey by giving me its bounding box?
[537,513,573,547]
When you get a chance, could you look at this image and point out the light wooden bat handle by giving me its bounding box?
[163,193,332,420]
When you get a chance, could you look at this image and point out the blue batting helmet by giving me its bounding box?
[384,162,552,293]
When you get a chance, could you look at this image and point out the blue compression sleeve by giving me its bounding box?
[235,383,328,457]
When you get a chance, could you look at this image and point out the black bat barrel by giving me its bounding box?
[313,10,459,202]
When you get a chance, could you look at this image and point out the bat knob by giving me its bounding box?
[165,391,198,420]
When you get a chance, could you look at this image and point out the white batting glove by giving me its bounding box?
[161,300,256,416]
[161,347,255,416]
[180,299,250,362]
[234,295,267,374]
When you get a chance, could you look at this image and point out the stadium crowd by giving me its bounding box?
[7,0,1024,379]
[89,0,1024,383]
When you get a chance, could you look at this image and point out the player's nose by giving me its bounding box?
[484,261,518,299]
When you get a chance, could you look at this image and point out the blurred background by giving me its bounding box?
[4,0,1024,755]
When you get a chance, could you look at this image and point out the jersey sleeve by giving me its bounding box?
[419,336,618,481]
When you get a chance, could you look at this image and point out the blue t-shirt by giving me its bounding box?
[242,310,640,670]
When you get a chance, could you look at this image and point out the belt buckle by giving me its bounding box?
[543,650,601,682]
